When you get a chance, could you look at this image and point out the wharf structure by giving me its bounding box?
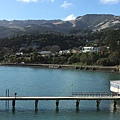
[1,92,120,111]
[2,80,120,111]
[1,63,120,72]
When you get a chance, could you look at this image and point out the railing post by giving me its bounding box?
[6,89,9,109]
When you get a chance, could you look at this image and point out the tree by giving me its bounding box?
[97,58,111,66]
[30,52,38,62]
[51,45,60,53]
[105,30,120,52]
[0,51,5,61]
[80,53,88,65]
[108,51,120,65]
[88,52,99,64]
[68,53,80,64]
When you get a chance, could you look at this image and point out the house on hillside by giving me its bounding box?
[71,49,80,53]
[38,51,54,57]
[15,52,24,56]
[82,47,99,53]
[59,50,71,55]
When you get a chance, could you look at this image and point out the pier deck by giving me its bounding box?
[1,92,120,100]
[2,92,120,110]
[0,95,120,100]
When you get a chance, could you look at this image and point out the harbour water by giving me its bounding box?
[0,66,120,120]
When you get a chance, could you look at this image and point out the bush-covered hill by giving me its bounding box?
[0,14,120,38]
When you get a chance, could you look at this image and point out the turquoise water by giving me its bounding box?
[0,66,120,120]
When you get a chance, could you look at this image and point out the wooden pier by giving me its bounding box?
[1,92,120,110]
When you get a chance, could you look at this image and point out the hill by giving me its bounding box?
[0,14,120,38]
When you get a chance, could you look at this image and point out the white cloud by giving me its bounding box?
[64,14,76,21]
[100,0,120,4]
[16,0,54,3]
[42,0,54,2]
[61,1,73,8]
[16,0,38,3]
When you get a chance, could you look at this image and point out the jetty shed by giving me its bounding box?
[110,80,120,94]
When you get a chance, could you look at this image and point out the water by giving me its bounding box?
[0,66,120,120]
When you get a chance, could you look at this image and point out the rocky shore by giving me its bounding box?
[1,63,120,73]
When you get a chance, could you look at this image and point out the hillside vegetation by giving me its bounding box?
[0,28,119,66]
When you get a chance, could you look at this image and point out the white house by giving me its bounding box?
[59,50,71,55]
[82,47,99,53]
[38,51,54,57]
[16,52,23,56]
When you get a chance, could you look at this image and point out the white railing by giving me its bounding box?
[72,92,118,97]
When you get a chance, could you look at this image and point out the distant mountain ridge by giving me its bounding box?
[75,14,120,30]
[0,14,120,38]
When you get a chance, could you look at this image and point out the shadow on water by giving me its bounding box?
[55,107,59,114]
[76,107,80,113]
[35,108,38,113]
[12,107,15,114]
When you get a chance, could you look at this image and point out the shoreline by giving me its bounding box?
[1,63,120,73]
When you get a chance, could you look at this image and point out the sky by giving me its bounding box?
[0,0,120,21]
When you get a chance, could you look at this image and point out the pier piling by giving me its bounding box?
[76,100,80,108]
[96,100,101,108]
[114,100,117,109]
[12,100,15,108]
[56,100,59,107]
[35,100,38,108]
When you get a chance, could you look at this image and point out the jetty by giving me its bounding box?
[1,63,120,72]
[2,92,120,110]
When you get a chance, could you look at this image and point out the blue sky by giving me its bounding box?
[0,0,120,20]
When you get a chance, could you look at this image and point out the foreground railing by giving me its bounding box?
[72,92,118,97]
[0,92,119,111]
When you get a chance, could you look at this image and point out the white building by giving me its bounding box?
[82,47,99,53]
[38,51,54,57]
[82,47,94,53]
[59,50,70,55]
[110,80,120,94]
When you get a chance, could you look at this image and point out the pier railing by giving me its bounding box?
[0,92,119,111]
[72,92,118,97]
